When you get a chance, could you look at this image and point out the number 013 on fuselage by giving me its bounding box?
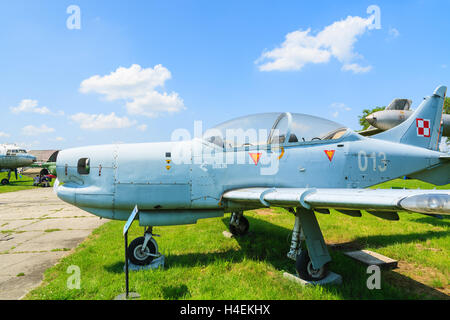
[55,85,450,281]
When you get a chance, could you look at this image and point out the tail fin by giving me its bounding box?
[375,85,447,150]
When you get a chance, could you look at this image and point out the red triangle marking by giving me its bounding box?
[249,153,262,165]
[324,150,335,162]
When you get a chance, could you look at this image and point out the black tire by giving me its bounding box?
[127,236,157,266]
[295,250,329,281]
[229,216,249,236]
[1,179,9,186]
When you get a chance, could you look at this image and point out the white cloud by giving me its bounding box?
[55,137,65,141]
[80,64,185,117]
[341,63,372,74]
[330,102,351,118]
[10,99,64,116]
[21,124,55,136]
[331,102,351,111]
[256,15,374,73]
[0,131,10,138]
[126,91,185,118]
[70,112,137,130]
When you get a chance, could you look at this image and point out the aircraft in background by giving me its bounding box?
[30,150,59,176]
[0,144,36,185]
[54,85,449,281]
[360,98,450,137]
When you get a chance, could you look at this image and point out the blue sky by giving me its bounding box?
[0,0,449,149]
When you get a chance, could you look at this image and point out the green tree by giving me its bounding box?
[359,106,386,130]
[444,97,449,114]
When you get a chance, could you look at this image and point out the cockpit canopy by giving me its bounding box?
[6,149,27,155]
[204,112,348,149]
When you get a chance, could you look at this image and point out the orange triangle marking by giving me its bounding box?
[249,153,262,165]
[324,150,335,162]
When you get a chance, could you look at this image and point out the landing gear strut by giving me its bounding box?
[287,207,331,281]
[127,227,160,266]
[229,211,249,236]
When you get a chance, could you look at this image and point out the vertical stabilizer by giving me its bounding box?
[374,85,446,150]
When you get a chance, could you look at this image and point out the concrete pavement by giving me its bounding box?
[0,187,107,299]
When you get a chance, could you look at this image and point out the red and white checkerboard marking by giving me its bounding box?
[416,118,431,137]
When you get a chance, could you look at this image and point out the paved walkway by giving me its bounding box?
[0,188,106,299]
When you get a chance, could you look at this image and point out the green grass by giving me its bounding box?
[0,172,53,193]
[25,179,449,300]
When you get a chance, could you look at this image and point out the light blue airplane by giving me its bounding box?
[0,144,36,185]
[54,85,450,281]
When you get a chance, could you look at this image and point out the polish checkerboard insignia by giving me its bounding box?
[416,118,430,137]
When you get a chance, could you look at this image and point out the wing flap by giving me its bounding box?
[223,188,450,215]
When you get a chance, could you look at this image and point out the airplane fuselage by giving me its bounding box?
[0,145,36,171]
[55,130,446,226]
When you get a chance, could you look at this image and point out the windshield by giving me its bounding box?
[204,112,347,148]
[203,113,281,148]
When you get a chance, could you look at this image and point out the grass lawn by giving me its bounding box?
[0,172,36,193]
[0,171,54,193]
[25,179,449,300]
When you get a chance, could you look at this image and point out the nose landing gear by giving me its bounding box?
[127,227,161,266]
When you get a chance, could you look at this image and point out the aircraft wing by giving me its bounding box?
[223,187,450,216]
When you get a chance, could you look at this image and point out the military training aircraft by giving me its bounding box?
[0,144,36,185]
[54,85,450,281]
[361,98,450,137]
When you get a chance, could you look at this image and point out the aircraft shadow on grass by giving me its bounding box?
[104,215,448,299]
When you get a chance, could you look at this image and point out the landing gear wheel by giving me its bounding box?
[296,250,329,281]
[127,236,158,266]
[1,179,9,185]
[229,215,249,236]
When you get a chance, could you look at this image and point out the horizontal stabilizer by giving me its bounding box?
[367,211,400,221]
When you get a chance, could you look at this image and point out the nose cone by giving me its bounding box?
[365,114,377,126]
[55,183,76,205]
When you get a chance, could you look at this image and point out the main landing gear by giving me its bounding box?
[287,207,331,281]
[228,208,331,281]
[229,211,249,236]
[1,170,12,185]
[127,227,161,266]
